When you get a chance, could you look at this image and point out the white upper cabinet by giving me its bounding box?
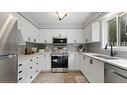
[11,13,39,43]
[39,29,84,43]
[84,21,100,43]
[83,24,92,43]
[92,21,100,42]
[67,29,84,43]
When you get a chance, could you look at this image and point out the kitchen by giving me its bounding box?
[0,12,127,83]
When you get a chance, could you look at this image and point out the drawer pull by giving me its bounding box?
[36,57,38,59]
[18,64,22,66]
[36,63,38,65]
[18,77,22,81]
[18,71,22,73]
[90,59,93,64]
[30,67,32,69]
[30,59,33,61]
[30,76,32,79]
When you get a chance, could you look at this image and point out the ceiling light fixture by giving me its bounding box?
[56,12,67,21]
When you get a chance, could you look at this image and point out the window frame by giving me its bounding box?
[101,12,127,51]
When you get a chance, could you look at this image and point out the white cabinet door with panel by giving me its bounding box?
[69,52,80,71]
[68,53,75,71]
[41,53,51,71]
[92,21,100,42]
[88,58,104,83]
[84,21,100,43]
[82,55,104,83]
[79,54,85,73]
[74,53,80,70]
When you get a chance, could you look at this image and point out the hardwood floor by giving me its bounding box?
[32,71,88,83]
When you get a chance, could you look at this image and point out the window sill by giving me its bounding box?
[102,46,127,51]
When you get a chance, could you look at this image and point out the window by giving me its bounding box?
[101,12,127,50]
[107,18,117,46]
[119,13,127,46]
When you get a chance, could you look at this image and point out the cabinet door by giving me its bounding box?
[68,53,75,71]
[67,29,84,43]
[39,30,52,43]
[86,24,92,42]
[74,53,80,70]
[83,29,87,43]
[42,53,51,71]
[83,56,104,83]
[79,54,84,72]
[92,21,100,42]
[82,56,91,79]
[89,58,104,83]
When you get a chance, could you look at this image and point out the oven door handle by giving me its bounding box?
[52,59,58,62]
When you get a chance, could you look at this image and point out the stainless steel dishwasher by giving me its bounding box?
[104,63,127,83]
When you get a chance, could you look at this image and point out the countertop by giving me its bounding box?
[80,52,127,70]
[18,52,52,62]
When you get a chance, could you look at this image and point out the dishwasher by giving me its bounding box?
[104,63,127,83]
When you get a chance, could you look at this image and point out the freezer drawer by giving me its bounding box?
[0,54,17,83]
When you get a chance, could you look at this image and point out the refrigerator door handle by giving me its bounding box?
[0,54,16,60]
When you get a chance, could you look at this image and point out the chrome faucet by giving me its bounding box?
[105,43,116,57]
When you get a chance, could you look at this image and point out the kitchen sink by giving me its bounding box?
[93,55,118,60]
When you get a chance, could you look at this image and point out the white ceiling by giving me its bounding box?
[20,12,93,29]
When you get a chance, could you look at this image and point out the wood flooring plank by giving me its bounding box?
[32,71,88,83]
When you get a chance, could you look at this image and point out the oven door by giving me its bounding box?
[51,55,68,72]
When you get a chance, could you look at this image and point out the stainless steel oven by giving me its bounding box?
[51,37,68,72]
[51,53,68,72]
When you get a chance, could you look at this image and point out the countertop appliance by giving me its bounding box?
[0,13,18,83]
[104,63,127,83]
[51,37,68,72]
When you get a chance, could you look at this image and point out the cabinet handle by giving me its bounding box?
[36,70,38,73]
[18,71,22,74]
[34,38,36,42]
[18,64,22,66]
[36,63,38,65]
[74,40,77,43]
[30,59,33,61]
[18,77,22,81]
[44,40,47,43]
[90,59,93,64]
[75,54,76,57]
[30,76,32,79]
[86,38,88,42]
[30,67,32,69]
[36,57,38,59]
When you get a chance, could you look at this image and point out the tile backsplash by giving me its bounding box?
[87,42,127,58]
[18,43,87,55]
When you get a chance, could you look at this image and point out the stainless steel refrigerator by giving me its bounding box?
[0,13,18,83]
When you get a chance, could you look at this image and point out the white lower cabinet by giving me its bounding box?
[69,52,80,71]
[18,55,41,83]
[79,54,85,74]
[41,53,51,72]
[80,54,104,83]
